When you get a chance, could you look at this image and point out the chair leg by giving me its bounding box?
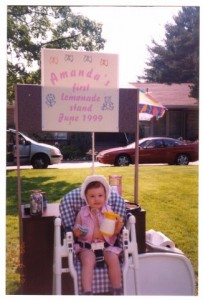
[122,214,141,295]
[66,237,79,295]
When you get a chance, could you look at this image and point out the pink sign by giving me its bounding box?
[41,49,119,132]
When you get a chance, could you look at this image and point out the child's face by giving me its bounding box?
[86,186,106,209]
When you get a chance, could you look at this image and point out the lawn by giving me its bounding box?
[6,165,199,294]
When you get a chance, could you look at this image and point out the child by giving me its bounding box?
[73,175,124,295]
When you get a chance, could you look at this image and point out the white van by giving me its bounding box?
[7,129,63,169]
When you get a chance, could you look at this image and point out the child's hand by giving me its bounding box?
[73,226,82,238]
[114,217,124,234]
[73,224,88,237]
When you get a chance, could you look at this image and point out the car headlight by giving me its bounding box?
[100,153,110,158]
[50,149,61,156]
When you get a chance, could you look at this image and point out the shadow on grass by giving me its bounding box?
[6,172,80,216]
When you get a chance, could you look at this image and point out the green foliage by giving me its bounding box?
[59,132,92,159]
[60,145,82,160]
[6,165,198,294]
[141,7,199,100]
[7,6,106,103]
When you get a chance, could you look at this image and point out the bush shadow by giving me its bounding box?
[6,173,80,216]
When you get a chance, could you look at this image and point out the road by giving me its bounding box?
[6,160,198,170]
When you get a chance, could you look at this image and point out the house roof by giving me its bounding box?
[130,83,198,108]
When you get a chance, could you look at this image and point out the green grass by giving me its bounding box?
[6,165,198,294]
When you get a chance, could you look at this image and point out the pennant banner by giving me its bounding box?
[139,90,167,121]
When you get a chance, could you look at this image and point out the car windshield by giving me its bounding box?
[19,132,38,143]
[126,142,135,148]
[125,140,149,148]
[125,139,152,148]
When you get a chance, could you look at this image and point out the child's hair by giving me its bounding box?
[80,175,110,202]
[85,181,106,195]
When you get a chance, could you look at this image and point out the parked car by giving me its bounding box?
[7,129,63,169]
[96,137,198,166]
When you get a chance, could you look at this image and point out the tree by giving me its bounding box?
[7,6,106,103]
[141,7,199,100]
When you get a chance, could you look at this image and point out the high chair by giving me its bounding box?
[52,188,139,295]
[53,188,195,295]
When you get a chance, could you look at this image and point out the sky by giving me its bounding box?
[70,5,181,85]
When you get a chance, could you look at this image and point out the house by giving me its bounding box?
[7,83,198,156]
[131,83,199,141]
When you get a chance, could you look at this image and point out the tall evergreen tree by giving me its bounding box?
[141,7,199,99]
[7,6,106,103]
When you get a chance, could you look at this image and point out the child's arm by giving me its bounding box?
[73,213,82,237]
[73,213,88,237]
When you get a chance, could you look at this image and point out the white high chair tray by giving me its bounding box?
[125,252,195,295]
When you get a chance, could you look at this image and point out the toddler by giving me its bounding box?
[73,175,124,295]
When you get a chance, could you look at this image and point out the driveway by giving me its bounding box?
[6,160,110,170]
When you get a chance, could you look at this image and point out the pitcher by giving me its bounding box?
[100,211,121,237]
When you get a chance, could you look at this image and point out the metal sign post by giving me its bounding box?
[15,85,24,293]
[134,92,139,205]
[92,132,95,175]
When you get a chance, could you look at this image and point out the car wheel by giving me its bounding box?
[31,154,49,169]
[175,154,189,165]
[115,154,131,166]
